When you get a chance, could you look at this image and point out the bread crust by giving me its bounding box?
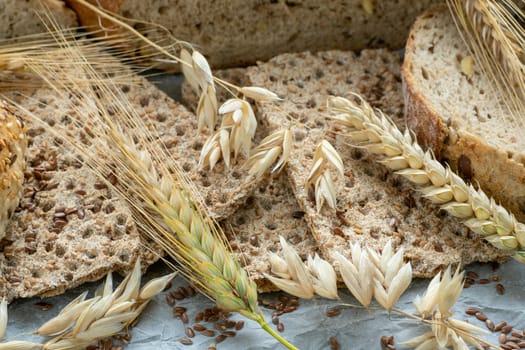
[402,5,525,220]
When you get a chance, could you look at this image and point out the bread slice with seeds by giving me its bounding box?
[243,49,511,277]
[0,62,262,300]
[403,5,525,222]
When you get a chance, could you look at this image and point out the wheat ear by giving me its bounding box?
[447,0,525,132]
[330,94,525,262]
[15,34,296,350]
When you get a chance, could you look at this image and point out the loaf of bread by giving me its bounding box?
[67,0,439,69]
[0,58,261,300]
[242,49,511,277]
[402,5,525,221]
[0,0,77,39]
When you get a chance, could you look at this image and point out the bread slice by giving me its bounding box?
[67,0,438,69]
[243,49,511,277]
[0,65,261,300]
[402,5,525,222]
[0,0,77,39]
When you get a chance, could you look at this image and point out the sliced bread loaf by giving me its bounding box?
[402,5,525,221]
[67,0,438,69]
[0,61,261,300]
[244,49,511,277]
[0,0,77,39]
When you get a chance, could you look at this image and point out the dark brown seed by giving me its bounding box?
[497,283,506,295]
[496,321,508,331]
[165,295,175,306]
[202,330,216,337]
[208,345,217,350]
[214,323,226,331]
[194,312,204,322]
[235,321,245,331]
[179,338,193,345]
[283,305,297,313]
[208,315,219,322]
[329,336,340,350]
[503,325,514,334]
[501,345,513,350]
[512,330,523,338]
[465,307,480,315]
[326,308,341,317]
[517,341,525,348]
[277,322,285,332]
[509,337,523,343]
[381,336,389,346]
[506,341,520,349]
[478,278,490,285]
[272,315,279,325]
[222,331,236,337]
[475,312,488,321]
[501,334,508,344]
[193,324,206,332]
[171,291,185,300]
[181,312,189,324]
[463,281,473,288]
[466,271,479,279]
[486,319,495,331]
[225,320,237,329]
[387,336,394,345]
[185,327,195,338]
[215,335,227,344]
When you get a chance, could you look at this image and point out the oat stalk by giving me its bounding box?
[330,94,525,262]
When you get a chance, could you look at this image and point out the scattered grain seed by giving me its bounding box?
[517,341,525,348]
[466,271,479,279]
[214,323,226,331]
[509,337,523,343]
[272,315,279,325]
[215,334,227,344]
[165,295,175,306]
[512,330,523,338]
[195,312,204,322]
[478,278,490,285]
[171,291,185,300]
[193,324,206,332]
[179,338,193,345]
[465,307,479,316]
[208,345,217,350]
[475,312,488,321]
[326,308,341,317]
[329,336,340,350]
[496,321,508,331]
[486,319,495,331]
[501,344,513,350]
[202,330,216,337]
[506,341,520,349]
[503,325,514,334]
[235,321,245,331]
[381,336,389,346]
[277,322,284,332]
[501,334,508,344]
[181,312,189,324]
[185,327,195,338]
[222,331,236,337]
[497,283,506,295]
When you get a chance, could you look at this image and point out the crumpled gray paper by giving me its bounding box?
[4,260,525,350]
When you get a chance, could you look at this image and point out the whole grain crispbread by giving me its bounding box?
[224,171,317,293]
[244,49,511,277]
[0,66,261,300]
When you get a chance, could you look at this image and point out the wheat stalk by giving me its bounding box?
[330,93,525,263]
[12,31,297,350]
[447,0,525,132]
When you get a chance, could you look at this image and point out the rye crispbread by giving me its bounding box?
[243,49,511,277]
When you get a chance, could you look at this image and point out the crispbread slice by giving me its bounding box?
[0,66,262,300]
[224,171,317,293]
[244,49,510,277]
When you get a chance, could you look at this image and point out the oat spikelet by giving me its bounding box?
[330,94,525,262]
[245,128,292,178]
[0,101,26,241]
[447,0,525,134]
[367,241,412,312]
[219,98,257,159]
[265,236,338,299]
[306,140,344,211]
